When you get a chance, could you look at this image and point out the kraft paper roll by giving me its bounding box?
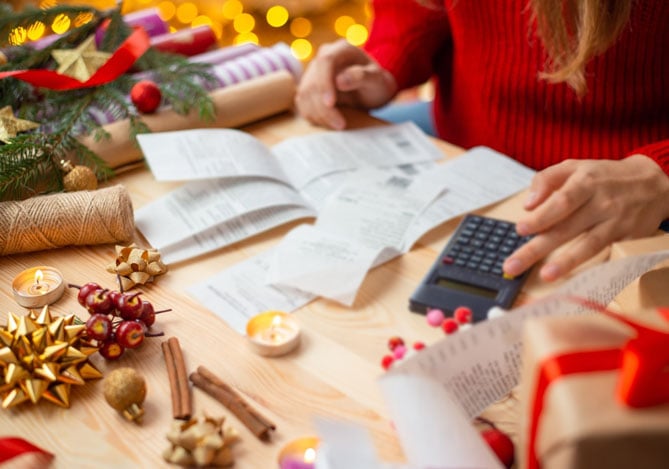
[0,185,135,255]
[79,70,297,170]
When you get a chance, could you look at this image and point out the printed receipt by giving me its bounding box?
[188,146,535,330]
[376,249,669,468]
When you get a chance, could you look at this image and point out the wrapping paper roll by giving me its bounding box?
[79,70,297,169]
[0,185,135,255]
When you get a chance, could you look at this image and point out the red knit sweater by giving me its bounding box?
[364,0,669,175]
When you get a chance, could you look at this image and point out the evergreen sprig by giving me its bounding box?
[0,3,217,201]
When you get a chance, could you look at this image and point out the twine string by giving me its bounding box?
[0,185,135,255]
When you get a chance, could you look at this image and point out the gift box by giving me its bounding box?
[610,236,669,312]
[518,312,669,469]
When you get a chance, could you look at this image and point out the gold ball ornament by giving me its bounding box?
[61,160,98,192]
[103,367,147,423]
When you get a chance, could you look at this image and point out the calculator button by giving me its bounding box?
[492,266,503,276]
[471,239,484,248]
[442,256,455,265]
[485,242,500,251]
[482,257,494,266]
[474,232,488,240]
[482,218,496,227]
[499,245,513,255]
[493,227,508,236]
[455,259,467,267]
[466,261,479,270]
[478,264,491,273]
[461,228,475,237]
[489,235,503,244]
[470,255,483,264]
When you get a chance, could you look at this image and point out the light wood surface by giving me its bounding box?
[0,109,544,468]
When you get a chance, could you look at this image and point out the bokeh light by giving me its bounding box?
[290,38,312,60]
[233,13,255,34]
[334,15,355,37]
[290,17,312,38]
[222,0,243,20]
[157,1,176,21]
[266,5,289,28]
[51,14,71,35]
[8,27,27,45]
[27,22,46,41]
[234,32,258,45]
[176,2,198,24]
[346,23,368,46]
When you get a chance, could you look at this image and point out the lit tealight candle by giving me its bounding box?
[278,436,319,469]
[12,266,65,308]
[246,311,300,357]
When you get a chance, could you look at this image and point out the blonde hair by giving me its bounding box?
[415,0,633,96]
[531,0,632,96]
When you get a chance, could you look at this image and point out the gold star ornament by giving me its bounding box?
[0,106,40,143]
[51,35,112,82]
[0,307,102,409]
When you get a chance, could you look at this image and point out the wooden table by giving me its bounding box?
[0,109,538,468]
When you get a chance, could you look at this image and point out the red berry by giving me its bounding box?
[413,341,426,350]
[116,292,143,320]
[454,306,473,324]
[441,317,459,334]
[387,336,404,352]
[481,428,515,469]
[75,282,101,306]
[381,354,395,370]
[99,338,125,360]
[85,313,112,341]
[84,288,114,315]
[130,80,162,114]
[116,320,145,349]
[139,300,156,326]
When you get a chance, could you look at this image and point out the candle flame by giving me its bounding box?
[304,447,316,463]
[34,269,43,285]
[271,315,283,328]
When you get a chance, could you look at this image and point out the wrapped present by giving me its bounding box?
[518,306,669,469]
[610,236,669,311]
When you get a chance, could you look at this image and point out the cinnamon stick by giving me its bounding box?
[189,366,276,440]
[161,337,192,420]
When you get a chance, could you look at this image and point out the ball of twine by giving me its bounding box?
[0,185,135,255]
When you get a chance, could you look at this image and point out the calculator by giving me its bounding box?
[409,214,532,322]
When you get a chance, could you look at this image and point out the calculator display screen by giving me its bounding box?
[436,277,498,299]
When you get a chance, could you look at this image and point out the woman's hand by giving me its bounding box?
[503,155,669,281]
[295,39,397,130]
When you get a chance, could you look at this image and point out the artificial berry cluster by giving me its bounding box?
[70,282,168,360]
[425,306,473,334]
[381,336,426,370]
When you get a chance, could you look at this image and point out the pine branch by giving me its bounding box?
[0,2,218,201]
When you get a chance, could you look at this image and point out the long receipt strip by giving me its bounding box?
[376,248,669,469]
[188,146,535,332]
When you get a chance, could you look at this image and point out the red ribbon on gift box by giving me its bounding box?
[0,27,149,90]
[0,437,53,464]
[527,299,669,469]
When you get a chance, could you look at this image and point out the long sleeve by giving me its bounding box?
[363,0,451,91]
[362,0,669,175]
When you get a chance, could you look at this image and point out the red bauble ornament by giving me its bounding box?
[130,80,162,114]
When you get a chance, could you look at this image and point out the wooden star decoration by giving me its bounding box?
[51,35,112,82]
[0,106,40,143]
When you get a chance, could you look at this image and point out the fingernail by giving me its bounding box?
[504,258,523,276]
[516,222,530,236]
[524,191,537,208]
[322,91,335,107]
[540,264,561,281]
[329,116,345,130]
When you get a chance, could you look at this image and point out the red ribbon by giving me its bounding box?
[0,437,53,464]
[0,27,150,90]
[526,299,669,469]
